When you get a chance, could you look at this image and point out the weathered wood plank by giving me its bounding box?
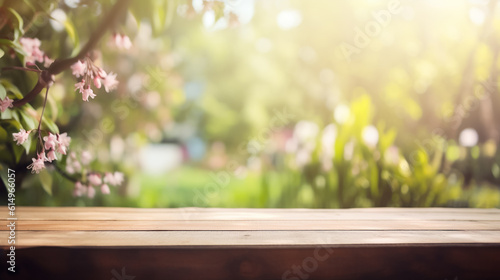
[1,207,500,279]
[2,219,500,231]
[6,206,500,213]
[2,230,500,247]
[1,246,499,280]
[2,207,500,221]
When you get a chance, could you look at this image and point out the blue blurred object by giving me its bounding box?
[183,81,204,101]
[186,136,206,161]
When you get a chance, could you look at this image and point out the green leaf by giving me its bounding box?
[379,128,397,152]
[0,118,22,131]
[19,110,36,130]
[18,111,34,154]
[8,8,24,39]
[0,119,22,150]
[42,115,59,134]
[370,162,379,197]
[8,8,23,29]
[0,163,10,190]
[21,135,32,155]
[0,108,13,120]
[0,83,6,99]
[0,79,24,99]
[0,48,4,59]
[12,143,24,163]
[0,126,7,142]
[22,0,37,12]
[0,145,13,164]
[130,0,178,36]
[0,39,26,56]
[64,18,79,51]
[11,109,20,123]
[164,0,176,28]
[0,119,23,161]
[46,92,58,121]
[39,169,53,196]
[151,1,167,36]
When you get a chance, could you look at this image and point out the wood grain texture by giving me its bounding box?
[2,207,500,221]
[1,207,499,279]
[3,219,500,231]
[2,230,500,247]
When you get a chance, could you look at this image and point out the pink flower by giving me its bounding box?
[104,172,124,186]
[43,133,58,150]
[72,160,81,172]
[74,80,85,93]
[0,97,14,112]
[56,144,67,155]
[104,172,115,185]
[113,172,125,185]
[81,150,92,165]
[71,60,86,78]
[66,165,75,174]
[20,37,40,50]
[113,34,132,50]
[101,184,110,194]
[66,155,82,174]
[113,34,123,48]
[13,129,30,145]
[46,150,57,162]
[33,51,44,63]
[57,132,71,149]
[20,37,45,65]
[93,77,102,89]
[122,36,132,49]
[82,88,96,101]
[87,186,96,198]
[103,72,118,92]
[73,182,85,197]
[27,154,45,174]
[97,68,107,78]
[88,174,102,186]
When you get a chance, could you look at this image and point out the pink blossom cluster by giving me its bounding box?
[13,129,71,174]
[71,58,119,101]
[12,129,30,145]
[112,34,132,50]
[19,37,53,67]
[44,132,71,161]
[65,151,89,174]
[0,96,14,112]
[73,172,124,198]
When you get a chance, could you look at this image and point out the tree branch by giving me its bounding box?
[12,0,131,107]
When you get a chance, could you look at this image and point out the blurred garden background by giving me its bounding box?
[1,0,500,208]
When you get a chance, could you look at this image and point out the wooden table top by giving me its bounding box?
[1,207,500,248]
[2,207,500,279]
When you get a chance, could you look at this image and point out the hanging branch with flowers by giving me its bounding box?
[0,0,235,198]
[0,0,131,197]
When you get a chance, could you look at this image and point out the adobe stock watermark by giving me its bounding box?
[111,267,135,280]
[339,0,402,62]
[409,78,495,166]
[188,108,295,212]
[282,237,334,280]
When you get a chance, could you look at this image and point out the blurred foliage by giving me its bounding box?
[1,0,500,208]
